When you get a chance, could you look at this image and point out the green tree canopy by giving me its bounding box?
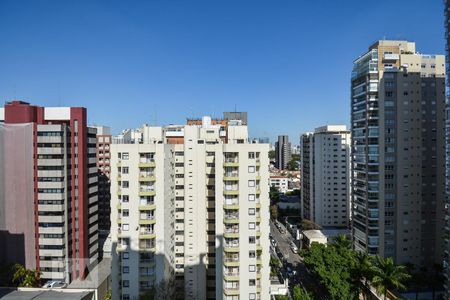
[371,256,411,300]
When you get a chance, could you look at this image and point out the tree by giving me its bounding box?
[269,150,276,160]
[301,243,357,299]
[11,264,41,287]
[350,251,373,300]
[371,256,411,300]
[270,205,279,220]
[286,158,298,171]
[102,289,112,300]
[270,186,280,202]
[300,219,321,230]
[292,285,314,300]
[332,235,352,251]
[275,295,289,300]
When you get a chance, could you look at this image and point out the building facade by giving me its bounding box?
[0,101,99,283]
[444,0,450,296]
[92,126,112,239]
[275,135,291,170]
[300,125,351,228]
[110,117,270,300]
[351,40,446,268]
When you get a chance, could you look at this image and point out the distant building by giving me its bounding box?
[275,135,291,170]
[300,230,327,249]
[223,111,248,125]
[91,126,112,256]
[0,101,99,283]
[300,125,351,228]
[269,176,289,193]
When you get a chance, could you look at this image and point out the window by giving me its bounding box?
[123,252,129,259]
[249,294,256,300]
[122,224,129,231]
[249,236,256,244]
[249,279,256,286]
[122,153,129,160]
[248,180,255,187]
[122,195,129,203]
[123,209,129,217]
[123,266,129,273]
[249,222,255,229]
[248,208,255,215]
[248,166,255,173]
[249,265,256,272]
[249,250,256,258]
[122,181,129,188]
[123,280,129,287]
[122,167,129,174]
[248,152,255,159]
[248,194,255,201]
[123,295,130,300]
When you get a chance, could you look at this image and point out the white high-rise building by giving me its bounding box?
[110,117,270,300]
[300,125,351,228]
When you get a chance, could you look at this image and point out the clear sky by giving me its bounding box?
[0,0,445,143]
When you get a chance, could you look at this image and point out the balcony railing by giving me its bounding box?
[224,214,239,220]
[224,257,239,263]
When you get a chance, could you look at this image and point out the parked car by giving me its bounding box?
[290,242,298,253]
[43,281,67,289]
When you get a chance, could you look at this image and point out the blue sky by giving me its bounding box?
[0,0,445,143]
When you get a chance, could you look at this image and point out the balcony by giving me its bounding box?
[139,173,156,182]
[224,156,239,167]
[139,241,156,251]
[224,285,240,296]
[383,53,399,60]
[139,230,156,239]
[224,242,240,253]
[139,215,156,225]
[224,256,240,267]
[139,186,156,197]
[223,172,239,181]
[224,214,239,224]
[139,201,156,211]
[223,271,240,281]
[224,226,239,238]
[139,159,156,168]
[224,200,239,210]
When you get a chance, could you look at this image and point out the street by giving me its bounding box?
[270,220,301,267]
[270,219,328,299]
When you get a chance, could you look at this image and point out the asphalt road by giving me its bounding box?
[270,220,301,267]
[270,219,328,300]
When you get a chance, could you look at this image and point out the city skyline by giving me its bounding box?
[0,0,445,142]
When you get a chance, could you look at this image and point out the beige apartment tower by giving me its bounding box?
[110,117,270,300]
[351,40,446,268]
[300,125,351,228]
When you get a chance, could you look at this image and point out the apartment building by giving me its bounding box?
[110,117,270,300]
[269,176,290,193]
[92,126,112,238]
[351,40,446,268]
[444,0,450,295]
[0,101,99,283]
[275,135,291,170]
[300,125,351,228]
